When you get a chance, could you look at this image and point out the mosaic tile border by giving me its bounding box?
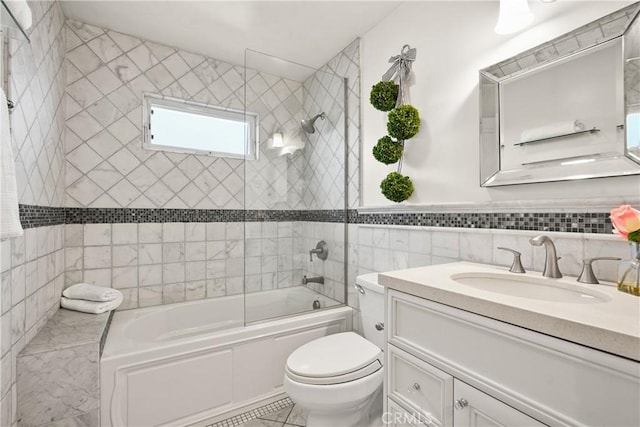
[18,205,613,234]
[64,207,246,224]
[207,397,294,427]
[353,211,613,234]
[18,205,66,228]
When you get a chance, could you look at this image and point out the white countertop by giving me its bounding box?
[378,262,640,362]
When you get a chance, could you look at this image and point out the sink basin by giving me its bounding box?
[450,272,610,304]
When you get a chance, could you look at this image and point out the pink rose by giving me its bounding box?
[610,205,640,240]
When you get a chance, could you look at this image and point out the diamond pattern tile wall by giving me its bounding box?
[301,39,360,210]
[296,39,360,305]
[2,1,67,424]
[64,19,309,210]
[10,2,66,208]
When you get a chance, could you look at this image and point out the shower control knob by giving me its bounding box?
[309,240,328,262]
[454,398,468,410]
[375,322,384,331]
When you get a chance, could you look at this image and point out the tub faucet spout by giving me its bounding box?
[302,275,324,285]
[529,235,562,278]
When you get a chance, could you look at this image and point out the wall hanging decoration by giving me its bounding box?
[369,81,399,112]
[373,136,403,165]
[370,44,420,203]
[380,171,414,203]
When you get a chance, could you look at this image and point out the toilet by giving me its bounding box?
[284,273,385,427]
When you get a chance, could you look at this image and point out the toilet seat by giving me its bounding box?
[286,360,382,385]
[285,332,382,385]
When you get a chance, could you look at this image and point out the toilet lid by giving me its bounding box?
[286,332,382,379]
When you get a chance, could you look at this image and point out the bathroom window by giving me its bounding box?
[143,94,259,159]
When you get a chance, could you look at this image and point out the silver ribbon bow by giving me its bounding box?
[382,44,417,85]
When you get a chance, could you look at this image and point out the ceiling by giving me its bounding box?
[60,1,401,76]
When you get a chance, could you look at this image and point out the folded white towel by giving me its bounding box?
[0,88,23,240]
[520,120,585,142]
[5,0,32,30]
[61,294,123,314]
[63,283,123,302]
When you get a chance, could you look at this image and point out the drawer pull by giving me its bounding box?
[375,322,384,331]
[454,398,468,410]
[408,382,421,392]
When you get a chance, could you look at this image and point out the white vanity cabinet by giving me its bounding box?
[452,380,543,427]
[386,344,542,427]
[385,289,640,427]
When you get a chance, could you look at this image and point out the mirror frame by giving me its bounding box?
[479,3,640,187]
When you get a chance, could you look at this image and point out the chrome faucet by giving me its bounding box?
[529,235,562,278]
[309,240,328,262]
[302,275,324,285]
[577,257,621,284]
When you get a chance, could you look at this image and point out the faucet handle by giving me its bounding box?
[497,247,526,273]
[309,240,328,262]
[577,257,621,284]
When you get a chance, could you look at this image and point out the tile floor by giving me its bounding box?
[209,397,308,427]
[238,404,308,427]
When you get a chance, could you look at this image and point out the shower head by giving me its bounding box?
[301,112,326,134]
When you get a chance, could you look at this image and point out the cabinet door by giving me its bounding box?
[388,345,454,427]
[386,399,432,427]
[453,380,544,427]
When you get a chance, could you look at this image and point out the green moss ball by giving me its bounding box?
[369,81,399,112]
[380,172,414,203]
[372,136,403,165]
[387,105,421,140]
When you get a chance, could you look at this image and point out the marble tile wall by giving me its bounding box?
[347,224,631,335]
[301,39,360,210]
[62,20,360,311]
[17,343,99,427]
[244,222,304,293]
[16,309,109,426]
[64,20,359,213]
[0,1,67,425]
[301,222,347,304]
[64,19,311,211]
[0,226,65,427]
[354,225,630,283]
[9,3,66,207]
[293,40,360,314]
[65,222,304,310]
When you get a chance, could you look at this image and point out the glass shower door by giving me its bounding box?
[243,49,347,324]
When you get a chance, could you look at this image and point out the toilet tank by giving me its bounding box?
[355,273,385,349]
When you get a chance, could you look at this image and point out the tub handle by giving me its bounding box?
[355,284,365,295]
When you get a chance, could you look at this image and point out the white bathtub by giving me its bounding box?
[101,287,351,427]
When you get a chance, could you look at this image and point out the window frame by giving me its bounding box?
[142,93,259,160]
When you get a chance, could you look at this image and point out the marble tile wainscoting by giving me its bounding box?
[344,216,627,331]
[0,226,65,427]
[64,222,309,310]
[59,207,621,337]
[352,224,628,290]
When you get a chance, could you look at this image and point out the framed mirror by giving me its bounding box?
[479,3,640,187]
